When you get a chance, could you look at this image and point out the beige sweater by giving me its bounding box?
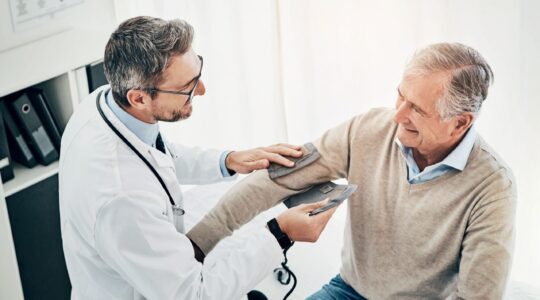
[188,108,516,299]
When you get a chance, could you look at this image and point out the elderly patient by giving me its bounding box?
[187,43,516,299]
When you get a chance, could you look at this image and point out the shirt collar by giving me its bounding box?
[395,125,476,172]
[105,90,160,147]
[440,126,476,171]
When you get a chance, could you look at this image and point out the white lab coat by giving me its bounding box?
[59,86,283,300]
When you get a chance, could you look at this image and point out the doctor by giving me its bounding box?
[59,16,337,300]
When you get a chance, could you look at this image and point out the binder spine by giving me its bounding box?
[27,89,62,150]
[8,94,59,166]
[0,101,37,168]
[0,105,15,182]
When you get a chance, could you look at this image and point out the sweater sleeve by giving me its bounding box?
[187,115,359,254]
[456,189,516,299]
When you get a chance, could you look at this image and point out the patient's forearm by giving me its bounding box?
[187,118,355,254]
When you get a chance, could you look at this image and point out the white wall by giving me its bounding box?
[0,0,118,97]
[157,0,289,150]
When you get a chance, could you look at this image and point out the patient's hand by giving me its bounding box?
[225,143,302,174]
[276,199,338,243]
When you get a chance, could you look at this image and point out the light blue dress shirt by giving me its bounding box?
[395,126,476,184]
[106,91,232,177]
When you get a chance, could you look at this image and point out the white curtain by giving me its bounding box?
[114,0,540,290]
[114,0,288,150]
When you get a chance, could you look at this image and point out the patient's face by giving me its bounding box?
[393,72,457,156]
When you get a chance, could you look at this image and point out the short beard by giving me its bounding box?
[155,106,192,122]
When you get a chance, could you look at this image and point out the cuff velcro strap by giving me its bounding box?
[267,142,320,180]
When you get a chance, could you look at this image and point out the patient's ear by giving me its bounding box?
[452,113,474,136]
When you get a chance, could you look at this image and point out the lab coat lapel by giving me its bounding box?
[148,147,175,169]
[147,146,185,233]
[98,91,156,163]
[98,89,185,232]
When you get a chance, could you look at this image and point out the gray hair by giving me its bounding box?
[404,43,494,120]
[104,16,194,107]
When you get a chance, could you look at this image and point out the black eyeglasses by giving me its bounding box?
[148,55,203,102]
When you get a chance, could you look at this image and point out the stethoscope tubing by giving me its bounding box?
[95,89,178,208]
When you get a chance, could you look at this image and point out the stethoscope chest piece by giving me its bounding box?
[172,205,185,216]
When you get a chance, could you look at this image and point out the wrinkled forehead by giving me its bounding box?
[399,72,449,111]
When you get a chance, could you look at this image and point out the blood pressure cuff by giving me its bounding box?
[267,142,320,180]
[283,181,357,208]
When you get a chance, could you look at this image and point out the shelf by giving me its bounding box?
[0,1,118,98]
[3,161,59,197]
[0,2,118,298]
[35,73,76,129]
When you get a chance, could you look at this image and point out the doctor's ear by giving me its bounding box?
[126,89,151,109]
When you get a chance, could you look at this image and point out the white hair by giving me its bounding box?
[404,43,494,120]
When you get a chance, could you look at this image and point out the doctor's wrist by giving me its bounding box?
[223,151,237,176]
[188,238,206,263]
[266,218,293,251]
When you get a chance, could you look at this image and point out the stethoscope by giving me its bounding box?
[95,89,185,218]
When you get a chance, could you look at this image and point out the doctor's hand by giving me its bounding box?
[225,143,303,174]
[276,199,338,243]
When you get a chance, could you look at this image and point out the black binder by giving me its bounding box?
[26,89,62,150]
[0,101,37,168]
[86,62,108,92]
[0,104,15,182]
[8,93,59,166]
